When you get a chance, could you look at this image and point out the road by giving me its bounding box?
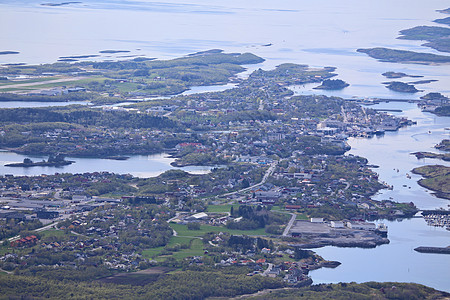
[0,76,87,91]
[218,161,277,198]
[282,213,296,237]
[4,221,60,244]
[261,263,273,276]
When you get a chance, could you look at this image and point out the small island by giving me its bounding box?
[41,2,81,6]
[434,16,450,26]
[104,156,130,161]
[398,26,450,53]
[382,71,423,79]
[313,79,349,90]
[435,139,450,151]
[357,47,450,64]
[384,81,420,93]
[0,51,19,55]
[437,8,450,14]
[99,50,131,54]
[5,154,74,168]
[411,152,450,161]
[412,165,450,199]
[414,246,450,255]
[421,92,449,101]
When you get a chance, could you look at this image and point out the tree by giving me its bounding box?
[23,158,33,164]
[187,222,201,230]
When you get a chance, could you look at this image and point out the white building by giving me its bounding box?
[330,221,345,228]
[310,218,324,223]
[348,221,376,231]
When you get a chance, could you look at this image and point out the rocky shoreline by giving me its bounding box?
[414,246,450,254]
[295,237,389,249]
[5,160,74,167]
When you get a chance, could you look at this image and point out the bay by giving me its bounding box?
[310,101,450,292]
[1,0,449,99]
[0,151,212,178]
[0,0,449,292]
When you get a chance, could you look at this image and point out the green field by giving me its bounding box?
[206,204,238,213]
[143,223,267,261]
[142,237,204,261]
[295,213,309,220]
[142,236,194,258]
[171,239,205,259]
[29,77,107,89]
[169,223,267,237]
[39,229,69,238]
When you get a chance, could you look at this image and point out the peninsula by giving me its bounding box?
[357,48,450,64]
[412,165,450,199]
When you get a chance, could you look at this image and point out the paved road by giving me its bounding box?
[261,263,273,276]
[218,161,277,198]
[0,76,87,91]
[282,213,296,237]
[4,221,60,243]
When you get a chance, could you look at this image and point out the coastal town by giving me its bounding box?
[0,49,448,298]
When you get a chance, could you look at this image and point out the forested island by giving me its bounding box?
[384,81,420,93]
[313,79,349,90]
[412,165,450,199]
[5,154,74,167]
[358,7,450,65]
[398,26,450,53]
[382,71,423,79]
[357,48,450,64]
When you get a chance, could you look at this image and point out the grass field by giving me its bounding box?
[39,229,68,238]
[142,236,194,258]
[295,213,309,220]
[171,239,205,259]
[206,204,238,213]
[169,223,267,237]
[143,222,267,261]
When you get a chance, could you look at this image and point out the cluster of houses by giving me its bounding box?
[10,235,38,248]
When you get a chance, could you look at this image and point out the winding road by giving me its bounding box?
[218,161,277,199]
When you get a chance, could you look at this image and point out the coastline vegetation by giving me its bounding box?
[313,79,349,90]
[384,81,420,93]
[0,50,444,297]
[398,26,450,53]
[412,165,450,199]
[0,50,264,103]
[357,48,450,64]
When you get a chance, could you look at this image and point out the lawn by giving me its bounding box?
[169,223,267,237]
[142,236,194,258]
[143,222,268,261]
[295,213,309,220]
[39,229,68,238]
[206,204,238,213]
[171,239,205,259]
[142,237,204,261]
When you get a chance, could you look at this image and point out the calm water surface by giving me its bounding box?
[0,152,211,178]
[0,0,449,291]
[310,101,450,292]
[1,0,450,99]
